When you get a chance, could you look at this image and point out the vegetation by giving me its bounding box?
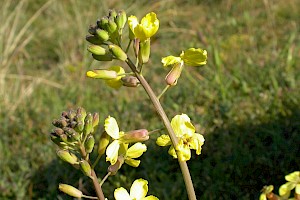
[0,0,299,199]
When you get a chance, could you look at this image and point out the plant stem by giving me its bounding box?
[80,144,105,200]
[126,58,197,200]
[100,172,111,186]
[157,85,170,100]
[82,194,99,199]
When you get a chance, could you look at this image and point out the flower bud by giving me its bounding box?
[84,113,93,136]
[85,135,95,154]
[87,45,106,55]
[75,121,84,132]
[98,132,110,157]
[54,128,64,136]
[120,129,149,143]
[67,110,76,121]
[52,119,67,128]
[109,9,117,19]
[63,127,80,141]
[88,25,97,35]
[92,53,113,61]
[115,10,127,30]
[95,29,109,41]
[86,35,103,45]
[57,150,78,165]
[86,69,118,79]
[59,184,82,198]
[92,113,99,128]
[121,76,140,87]
[108,44,127,61]
[108,156,124,175]
[104,19,117,35]
[138,39,150,64]
[165,62,183,86]
[79,160,92,178]
[97,17,109,29]
[50,135,65,148]
[76,107,87,122]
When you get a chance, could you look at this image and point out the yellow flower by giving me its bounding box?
[279,171,300,198]
[259,185,274,200]
[105,117,148,165]
[86,66,125,89]
[114,179,159,200]
[156,114,205,161]
[128,12,159,41]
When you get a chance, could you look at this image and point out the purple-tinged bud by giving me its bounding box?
[108,156,124,175]
[57,150,78,165]
[52,119,67,128]
[133,38,140,57]
[54,128,64,136]
[76,107,87,122]
[86,35,103,45]
[59,184,82,198]
[79,160,92,178]
[121,76,140,87]
[120,129,149,143]
[88,25,97,35]
[108,44,127,61]
[67,110,76,121]
[92,113,99,128]
[165,62,183,86]
[83,113,93,136]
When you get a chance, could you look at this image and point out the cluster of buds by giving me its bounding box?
[86,9,127,62]
[50,108,99,178]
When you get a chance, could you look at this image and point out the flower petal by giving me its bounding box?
[259,194,267,200]
[106,140,120,165]
[285,171,300,182]
[176,141,191,161]
[161,56,182,68]
[130,179,148,199]
[128,15,138,32]
[114,187,131,200]
[104,116,120,139]
[143,195,159,200]
[126,143,147,158]
[171,114,195,137]
[156,135,171,146]
[168,146,177,159]
[180,48,207,66]
[189,133,205,155]
[296,183,300,194]
[125,157,141,167]
[279,182,292,197]
[105,66,125,89]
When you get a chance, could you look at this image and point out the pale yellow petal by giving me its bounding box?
[156,135,171,146]
[104,116,120,139]
[279,183,292,197]
[161,56,182,68]
[143,195,159,200]
[168,146,177,159]
[130,179,148,199]
[126,143,147,158]
[285,171,300,182]
[125,157,141,167]
[171,114,195,137]
[296,183,300,194]
[189,133,205,155]
[259,194,267,200]
[176,142,191,161]
[106,140,120,165]
[114,187,131,200]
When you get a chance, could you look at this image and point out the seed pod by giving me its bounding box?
[79,160,92,178]
[87,45,106,56]
[57,150,78,165]
[108,44,127,61]
[59,184,82,198]
[85,135,95,154]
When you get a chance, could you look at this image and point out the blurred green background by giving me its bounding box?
[0,0,299,199]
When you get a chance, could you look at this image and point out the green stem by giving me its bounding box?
[82,194,99,199]
[157,85,171,100]
[100,172,111,186]
[92,154,101,169]
[125,40,132,53]
[125,58,197,200]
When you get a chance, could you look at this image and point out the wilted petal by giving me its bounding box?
[161,56,182,67]
[156,135,171,146]
[171,114,195,137]
[176,141,191,161]
[126,143,147,158]
[180,48,207,66]
[168,146,177,159]
[130,179,148,199]
[114,187,131,200]
[106,140,120,165]
[189,133,205,155]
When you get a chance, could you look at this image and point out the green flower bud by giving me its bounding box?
[59,184,82,198]
[98,132,110,157]
[109,9,117,19]
[108,156,124,175]
[86,35,103,45]
[138,39,150,64]
[121,76,140,87]
[50,135,65,148]
[76,107,87,122]
[52,119,67,128]
[63,127,81,141]
[67,110,76,121]
[108,44,127,61]
[120,129,149,143]
[86,69,118,79]
[92,53,113,61]
[106,19,117,34]
[87,45,106,56]
[92,113,99,128]
[59,133,68,143]
[97,17,109,29]
[57,150,78,165]
[75,121,84,132]
[165,62,183,86]
[88,25,97,35]
[79,160,92,178]
[85,135,95,154]
[95,29,109,41]
[84,113,93,136]
[115,10,127,30]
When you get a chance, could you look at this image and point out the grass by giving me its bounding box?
[0,0,299,199]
